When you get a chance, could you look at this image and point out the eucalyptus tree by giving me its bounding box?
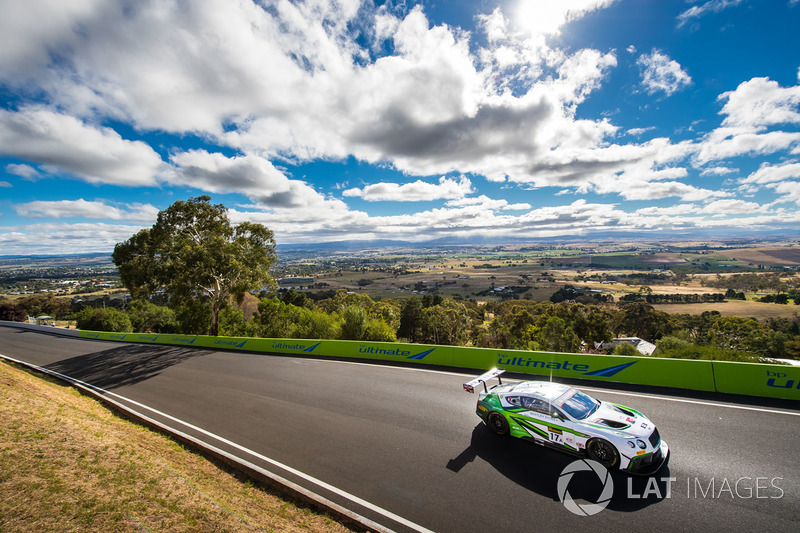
[113,196,276,336]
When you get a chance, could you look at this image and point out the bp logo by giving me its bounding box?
[557,459,614,516]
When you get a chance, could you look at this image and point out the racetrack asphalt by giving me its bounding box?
[2,325,799,533]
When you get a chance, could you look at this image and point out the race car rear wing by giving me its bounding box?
[463,368,506,393]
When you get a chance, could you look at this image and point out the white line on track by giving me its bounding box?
[578,387,800,417]
[308,357,800,417]
[0,352,435,533]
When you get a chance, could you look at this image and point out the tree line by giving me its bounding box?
[619,292,727,303]
[8,290,786,363]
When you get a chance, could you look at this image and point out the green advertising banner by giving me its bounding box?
[452,346,716,391]
[78,331,454,366]
[712,361,800,401]
[79,330,800,399]
[267,339,454,366]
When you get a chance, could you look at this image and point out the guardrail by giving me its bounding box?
[2,322,795,401]
[0,320,80,336]
[63,329,799,401]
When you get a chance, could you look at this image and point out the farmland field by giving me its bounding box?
[651,301,800,320]
[723,247,800,266]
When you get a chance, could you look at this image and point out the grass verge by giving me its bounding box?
[0,359,355,533]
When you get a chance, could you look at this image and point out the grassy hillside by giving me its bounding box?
[0,360,354,533]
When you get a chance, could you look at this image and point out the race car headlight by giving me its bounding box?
[636,439,647,449]
[627,441,636,448]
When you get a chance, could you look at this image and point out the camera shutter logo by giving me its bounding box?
[557,459,614,516]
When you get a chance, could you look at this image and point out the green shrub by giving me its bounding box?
[126,300,178,333]
[0,303,27,322]
[75,308,133,333]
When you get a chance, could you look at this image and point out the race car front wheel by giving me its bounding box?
[487,412,509,436]
[586,438,620,469]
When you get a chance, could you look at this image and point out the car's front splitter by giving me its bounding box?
[624,440,670,476]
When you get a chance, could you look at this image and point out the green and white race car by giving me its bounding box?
[464,369,669,475]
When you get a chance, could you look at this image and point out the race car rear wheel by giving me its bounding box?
[487,412,509,436]
[586,438,620,469]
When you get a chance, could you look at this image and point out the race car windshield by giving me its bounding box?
[558,390,600,420]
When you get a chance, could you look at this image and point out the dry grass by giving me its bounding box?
[0,360,355,533]
[651,301,800,320]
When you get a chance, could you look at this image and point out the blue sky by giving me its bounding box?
[1,0,800,255]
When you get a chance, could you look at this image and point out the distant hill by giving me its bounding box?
[0,254,114,268]
[276,231,800,253]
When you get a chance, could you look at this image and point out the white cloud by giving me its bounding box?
[694,128,800,164]
[2,0,798,246]
[444,195,531,211]
[513,0,618,36]
[0,181,11,188]
[477,7,509,43]
[5,163,41,179]
[14,199,159,222]
[598,179,721,202]
[0,1,710,208]
[626,126,655,136]
[343,176,473,202]
[224,198,644,245]
[700,199,762,214]
[676,0,748,28]
[741,161,800,184]
[700,166,737,176]
[771,180,800,204]
[0,1,633,199]
[0,222,148,255]
[0,107,166,186]
[637,50,692,96]
[744,161,800,206]
[170,151,291,199]
[169,150,352,216]
[0,0,106,78]
[636,204,700,216]
[718,77,800,130]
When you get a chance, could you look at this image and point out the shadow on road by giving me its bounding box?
[447,424,671,512]
[45,344,208,389]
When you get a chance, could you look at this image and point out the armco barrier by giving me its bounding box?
[73,330,800,400]
[0,320,79,336]
[77,332,455,367]
[24,324,798,399]
[75,330,728,395]
[712,360,800,401]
